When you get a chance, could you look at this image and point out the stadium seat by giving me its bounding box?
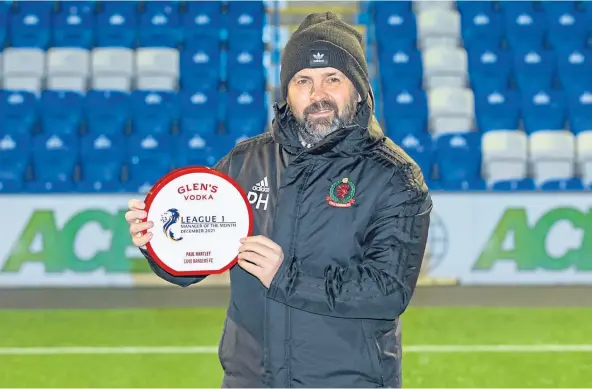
[40,90,84,135]
[491,178,536,191]
[438,178,487,190]
[28,133,78,192]
[2,48,45,94]
[180,36,221,90]
[46,48,90,92]
[435,132,482,183]
[395,132,434,178]
[568,89,592,134]
[91,48,134,91]
[481,130,528,183]
[513,48,556,93]
[428,86,475,134]
[95,4,137,48]
[174,132,232,168]
[183,1,222,40]
[539,177,585,191]
[226,90,266,136]
[547,10,587,52]
[422,45,468,89]
[522,90,567,134]
[576,131,592,186]
[130,90,177,135]
[529,130,576,184]
[135,48,179,90]
[379,47,423,93]
[227,67,266,93]
[77,133,124,192]
[456,0,494,15]
[382,88,428,138]
[226,1,265,33]
[503,8,547,51]
[374,5,417,51]
[467,47,512,93]
[474,89,520,132]
[539,0,577,14]
[52,4,95,49]
[179,88,219,135]
[9,3,51,49]
[138,5,182,48]
[84,90,130,135]
[0,90,38,135]
[460,8,503,50]
[557,49,592,93]
[413,0,454,13]
[417,8,461,48]
[126,133,173,189]
[0,133,30,192]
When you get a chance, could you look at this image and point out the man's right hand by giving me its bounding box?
[125,199,154,249]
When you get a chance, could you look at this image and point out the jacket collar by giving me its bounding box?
[270,97,384,157]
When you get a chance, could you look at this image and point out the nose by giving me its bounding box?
[309,84,328,102]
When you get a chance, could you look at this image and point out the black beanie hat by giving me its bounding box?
[280,12,370,103]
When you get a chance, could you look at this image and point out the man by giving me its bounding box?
[126,12,432,388]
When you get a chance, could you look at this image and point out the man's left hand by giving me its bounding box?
[237,235,284,288]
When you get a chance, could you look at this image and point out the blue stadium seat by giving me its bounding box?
[568,89,592,134]
[539,0,577,14]
[225,1,264,32]
[143,1,180,14]
[0,90,38,135]
[382,89,428,138]
[101,1,138,15]
[126,133,173,189]
[77,133,124,192]
[394,132,434,178]
[40,90,84,135]
[9,2,51,48]
[457,0,493,14]
[374,5,416,51]
[439,178,487,191]
[227,38,264,73]
[513,48,556,93]
[475,89,521,132]
[179,88,219,135]
[435,132,482,183]
[226,90,266,136]
[84,90,130,135]
[503,9,547,51]
[539,177,585,191]
[497,1,535,15]
[180,36,221,90]
[468,47,512,93]
[227,68,265,93]
[547,10,588,51]
[0,133,30,192]
[379,48,423,93]
[491,178,536,191]
[52,4,95,48]
[138,4,181,48]
[460,8,503,50]
[174,132,233,168]
[95,4,137,48]
[59,1,97,13]
[522,89,567,133]
[183,0,221,40]
[130,90,178,135]
[28,133,78,192]
[557,49,592,93]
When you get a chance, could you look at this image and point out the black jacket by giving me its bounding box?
[140,97,432,388]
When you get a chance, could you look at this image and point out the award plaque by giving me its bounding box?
[142,166,253,276]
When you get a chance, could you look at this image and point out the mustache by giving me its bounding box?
[304,99,338,115]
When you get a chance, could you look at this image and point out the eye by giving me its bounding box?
[295,78,309,84]
[328,77,341,83]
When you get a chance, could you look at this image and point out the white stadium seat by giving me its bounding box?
[576,131,592,186]
[422,45,468,88]
[91,48,133,91]
[2,48,45,93]
[529,130,576,184]
[482,130,528,182]
[47,48,90,92]
[417,8,461,49]
[135,48,179,91]
[428,86,475,134]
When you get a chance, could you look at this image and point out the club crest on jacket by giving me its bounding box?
[326,178,356,208]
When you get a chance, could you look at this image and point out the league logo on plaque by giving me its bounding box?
[142,166,253,276]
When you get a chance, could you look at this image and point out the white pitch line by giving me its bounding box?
[1,345,592,355]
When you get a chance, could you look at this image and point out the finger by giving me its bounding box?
[238,242,276,258]
[237,258,262,278]
[132,232,152,248]
[130,221,154,235]
[128,199,145,211]
[125,210,147,223]
[238,251,268,267]
[241,235,282,253]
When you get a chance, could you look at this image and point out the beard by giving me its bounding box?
[294,93,358,146]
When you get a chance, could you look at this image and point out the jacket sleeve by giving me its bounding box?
[139,153,233,287]
[267,166,432,320]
